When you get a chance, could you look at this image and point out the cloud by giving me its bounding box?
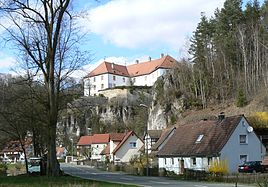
[0,54,16,71]
[84,0,225,49]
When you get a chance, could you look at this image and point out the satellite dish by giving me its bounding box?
[247,126,253,133]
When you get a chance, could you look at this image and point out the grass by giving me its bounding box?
[0,175,137,187]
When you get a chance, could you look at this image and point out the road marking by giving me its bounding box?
[194,185,208,187]
[149,181,170,184]
[120,177,134,181]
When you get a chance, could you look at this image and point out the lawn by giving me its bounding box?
[0,175,137,187]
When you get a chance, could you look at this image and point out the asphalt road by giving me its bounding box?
[60,163,255,187]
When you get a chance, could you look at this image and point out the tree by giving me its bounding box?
[0,0,87,176]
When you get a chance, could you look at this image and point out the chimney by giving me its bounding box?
[161,53,164,58]
[149,56,151,61]
[111,63,114,69]
[136,60,139,64]
[218,112,225,121]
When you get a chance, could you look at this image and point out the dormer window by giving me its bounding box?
[196,134,204,143]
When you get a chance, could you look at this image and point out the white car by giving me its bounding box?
[28,157,41,173]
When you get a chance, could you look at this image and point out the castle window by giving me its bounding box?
[113,75,116,81]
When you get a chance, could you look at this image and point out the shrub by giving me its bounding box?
[208,159,228,175]
[0,163,7,175]
[15,163,23,170]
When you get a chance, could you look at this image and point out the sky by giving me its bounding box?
[0,0,262,78]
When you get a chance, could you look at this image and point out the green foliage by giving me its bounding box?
[236,89,247,107]
[0,175,135,187]
[15,163,23,170]
[0,163,7,175]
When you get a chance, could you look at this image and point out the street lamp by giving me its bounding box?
[139,103,149,176]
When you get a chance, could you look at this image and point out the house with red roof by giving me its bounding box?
[91,134,110,161]
[111,131,143,163]
[77,131,144,163]
[157,115,266,174]
[84,54,178,96]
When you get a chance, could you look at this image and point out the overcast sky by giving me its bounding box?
[0,0,248,77]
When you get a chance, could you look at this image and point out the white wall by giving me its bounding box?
[131,68,169,86]
[220,117,266,173]
[84,68,170,96]
[159,157,218,174]
[85,74,130,96]
[91,143,107,161]
[114,135,143,163]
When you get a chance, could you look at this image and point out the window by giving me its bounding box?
[101,75,104,80]
[113,75,116,81]
[93,77,96,82]
[240,135,247,144]
[133,78,136,82]
[192,158,196,166]
[196,134,204,143]
[113,84,116,87]
[101,84,104,89]
[145,76,147,81]
[93,85,96,90]
[171,158,174,165]
[129,142,137,148]
[240,155,248,164]
[208,157,212,165]
[164,158,166,165]
[123,77,125,82]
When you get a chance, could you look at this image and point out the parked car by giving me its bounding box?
[238,161,264,173]
[28,157,41,173]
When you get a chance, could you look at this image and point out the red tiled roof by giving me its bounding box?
[127,55,177,77]
[85,55,177,78]
[92,134,110,144]
[86,62,129,78]
[77,136,92,146]
[158,115,243,157]
[112,131,142,154]
[100,144,110,155]
[110,133,126,141]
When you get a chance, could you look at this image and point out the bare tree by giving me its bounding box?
[0,0,87,176]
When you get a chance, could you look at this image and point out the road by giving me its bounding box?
[60,163,255,187]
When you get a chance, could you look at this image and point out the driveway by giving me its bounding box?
[60,163,256,187]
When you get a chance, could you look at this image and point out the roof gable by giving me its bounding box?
[158,115,243,157]
[112,131,142,154]
[110,133,126,141]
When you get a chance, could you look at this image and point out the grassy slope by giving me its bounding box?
[176,93,268,126]
[0,175,137,187]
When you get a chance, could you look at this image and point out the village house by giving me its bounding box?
[111,131,143,163]
[144,130,162,154]
[0,139,33,163]
[77,131,143,163]
[157,114,266,174]
[84,54,178,96]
